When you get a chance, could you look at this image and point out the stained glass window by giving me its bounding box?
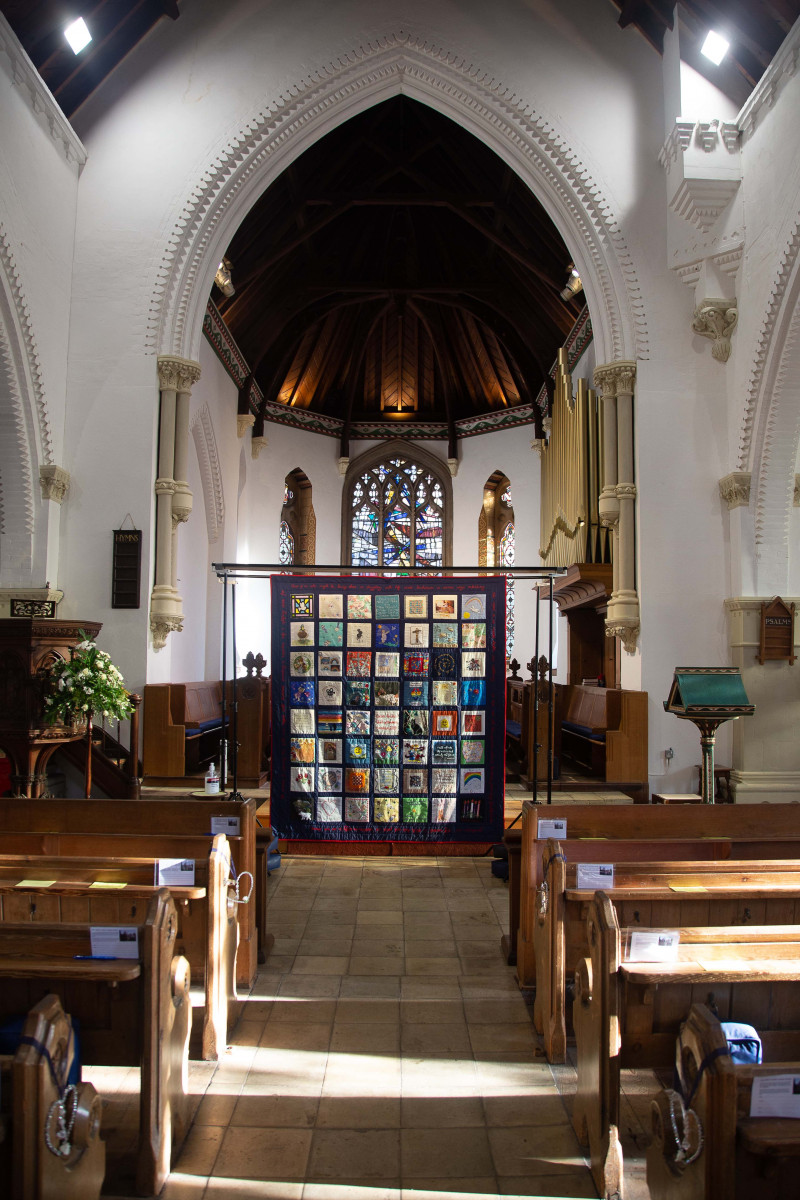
[279,520,294,565]
[348,455,446,568]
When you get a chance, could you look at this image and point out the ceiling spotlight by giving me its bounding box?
[700,31,730,65]
[215,257,235,298]
[560,265,583,301]
[64,17,92,54]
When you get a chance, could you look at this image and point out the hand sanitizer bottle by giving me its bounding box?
[205,762,220,794]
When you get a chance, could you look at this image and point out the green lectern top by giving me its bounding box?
[663,666,754,720]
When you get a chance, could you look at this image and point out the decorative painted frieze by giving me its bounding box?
[692,299,738,362]
[719,471,751,509]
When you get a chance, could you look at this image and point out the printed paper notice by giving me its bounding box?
[89,926,140,959]
[89,881,127,890]
[750,1074,800,1118]
[538,818,567,840]
[669,884,708,892]
[576,863,614,890]
[156,858,196,886]
[15,879,56,888]
[211,816,240,836]
[626,929,681,962]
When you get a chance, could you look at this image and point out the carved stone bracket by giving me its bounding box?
[39,465,70,504]
[149,613,184,652]
[251,435,268,459]
[237,413,255,437]
[530,437,544,456]
[719,471,751,509]
[447,457,459,477]
[692,298,738,362]
[337,457,350,476]
[606,617,640,656]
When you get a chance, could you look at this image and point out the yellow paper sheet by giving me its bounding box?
[670,885,708,892]
[15,879,56,888]
[89,881,127,890]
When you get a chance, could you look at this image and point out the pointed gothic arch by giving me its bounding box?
[148,37,646,372]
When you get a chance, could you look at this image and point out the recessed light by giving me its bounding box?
[701,31,729,66]
[64,17,92,55]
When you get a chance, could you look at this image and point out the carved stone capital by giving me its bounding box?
[692,298,738,362]
[615,482,637,500]
[593,360,636,398]
[598,487,620,528]
[542,416,552,438]
[149,613,184,651]
[154,477,176,496]
[447,457,459,477]
[719,471,751,509]
[157,355,201,393]
[337,456,350,476]
[237,412,256,438]
[251,435,269,459]
[605,617,640,655]
[39,464,70,504]
[530,438,544,456]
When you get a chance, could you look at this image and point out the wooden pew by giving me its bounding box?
[534,840,800,1062]
[516,801,800,989]
[0,797,261,989]
[0,889,191,1197]
[572,893,800,1200]
[647,1003,800,1200]
[0,832,240,1060]
[557,683,648,791]
[0,994,105,1200]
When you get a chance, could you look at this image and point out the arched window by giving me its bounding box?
[281,469,316,565]
[342,441,452,568]
[479,472,515,658]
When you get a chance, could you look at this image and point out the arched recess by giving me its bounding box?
[148,36,646,372]
[281,469,316,566]
[342,440,452,568]
[190,404,224,544]
[479,472,515,657]
[0,225,52,585]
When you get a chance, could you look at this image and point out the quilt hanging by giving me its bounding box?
[270,576,506,842]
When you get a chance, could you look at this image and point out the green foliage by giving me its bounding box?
[43,633,132,725]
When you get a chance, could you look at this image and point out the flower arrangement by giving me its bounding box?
[43,634,133,726]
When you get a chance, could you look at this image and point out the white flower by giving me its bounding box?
[81,703,88,711]
[58,678,65,691]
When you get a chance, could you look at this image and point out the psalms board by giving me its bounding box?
[270,576,505,843]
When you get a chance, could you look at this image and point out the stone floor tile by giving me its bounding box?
[468,1024,539,1055]
[335,997,401,1023]
[292,955,350,974]
[205,1180,303,1198]
[483,1091,571,1127]
[349,935,406,956]
[404,938,458,958]
[496,1174,596,1197]
[308,1128,401,1180]
[356,909,405,925]
[400,977,462,999]
[487,1125,585,1176]
[399,998,465,1024]
[212,1126,313,1179]
[401,1021,471,1055]
[401,1126,494,1179]
[171,1124,225,1176]
[316,1095,402,1128]
[279,976,343,998]
[231,1093,319,1127]
[349,955,406,975]
[401,1181,498,1197]
[405,957,462,976]
[339,976,401,999]
[400,1093,485,1128]
[463,998,532,1024]
[193,1092,238,1126]
[258,1022,333,1051]
[330,1022,401,1053]
[267,998,337,1025]
[305,1184,401,1200]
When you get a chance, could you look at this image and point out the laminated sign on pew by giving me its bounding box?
[576,863,615,889]
[211,815,240,837]
[538,818,567,840]
[156,858,196,886]
[623,928,681,962]
[89,925,140,959]
[750,1074,800,1118]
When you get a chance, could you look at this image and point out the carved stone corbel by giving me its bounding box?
[251,435,268,459]
[337,457,350,476]
[39,465,70,504]
[719,471,751,509]
[530,438,544,456]
[150,613,184,651]
[237,413,256,437]
[606,618,640,656]
[447,457,459,477]
[692,298,738,362]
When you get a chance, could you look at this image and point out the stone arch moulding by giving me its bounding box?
[734,215,800,593]
[190,404,225,544]
[0,224,53,582]
[147,34,647,371]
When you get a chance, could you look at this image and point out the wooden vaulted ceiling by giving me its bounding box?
[216,96,580,431]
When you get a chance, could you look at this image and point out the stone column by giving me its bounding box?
[150,356,201,650]
[594,360,640,654]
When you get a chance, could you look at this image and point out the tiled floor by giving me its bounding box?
[96,854,612,1198]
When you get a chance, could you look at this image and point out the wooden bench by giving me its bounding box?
[534,840,800,1062]
[0,832,240,1060]
[142,678,271,787]
[647,1003,800,1200]
[572,893,800,1200]
[0,797,263,989]
[515,801,800,989]
[0,993,105,1200]
[0,889,191,1197]
[557,683,648,791]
